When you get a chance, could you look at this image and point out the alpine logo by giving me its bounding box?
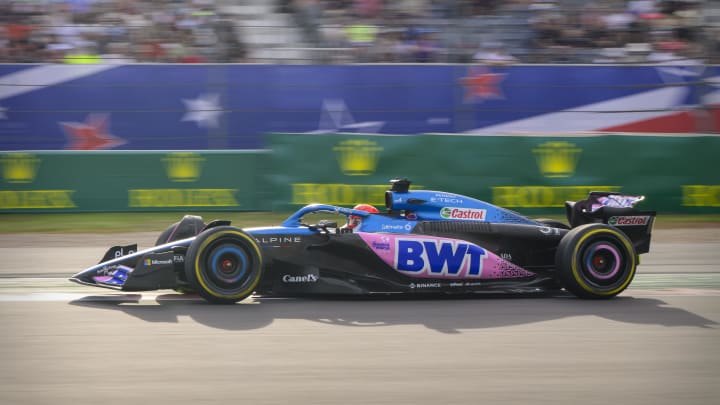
[609,216,650,226]
[396,239,487,278]
[440,207,486,221]
[282,274,319,283]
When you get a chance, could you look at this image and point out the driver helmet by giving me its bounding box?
[346,203,379,229]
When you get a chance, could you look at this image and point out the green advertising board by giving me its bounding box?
[0,151,270,212]
[268,133,720,214]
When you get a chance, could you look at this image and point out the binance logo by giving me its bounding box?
[532,141,582,178]
[333,139,383,176]
[163,152,204,182]
[1,153,40,183]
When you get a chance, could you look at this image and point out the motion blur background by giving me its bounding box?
[1,0,719,216]
[2,0,718,64]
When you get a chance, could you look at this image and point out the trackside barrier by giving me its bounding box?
[2,134,718,214]
[268,133,720,214]
[0,151,270,212]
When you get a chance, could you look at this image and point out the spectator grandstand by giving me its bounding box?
[0,0,718,64]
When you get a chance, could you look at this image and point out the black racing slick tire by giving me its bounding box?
[184,226,263,304]
[555,223,637,299]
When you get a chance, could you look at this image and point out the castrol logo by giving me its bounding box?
[608,216,650,226]
[440,207,487,221]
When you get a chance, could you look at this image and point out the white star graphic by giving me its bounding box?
[313,99,384,133]
[181,93,223,129]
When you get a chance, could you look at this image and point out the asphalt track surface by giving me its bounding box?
[1,228,719,405]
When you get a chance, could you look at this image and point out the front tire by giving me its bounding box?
[555,223,637,299]
[184,226,263,304]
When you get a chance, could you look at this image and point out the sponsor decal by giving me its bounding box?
[0,190,77,209]
[333,139,383,176]
[282,274,318,283]
[492,186,622,208]
[144,258,173,266]
[256,236,303,245]
[97,265,118,276]
[173,255,185,263]
[163,152,204,182]
[409,282,441,289]
[431,194,464,204]
[440,207,486,221]
[292,183,387,205]
[608,216,650,226]
[405,212,417,220]
[0,153,78,210]
[371,237,390,250]
[382,224,406,231]
[397,239,487,278]
[113,247,135,258]
[532,141,582,178]
[359,233,534,280]
[1,153,40,183]
[682,185,720,207]
[128,189,239,207]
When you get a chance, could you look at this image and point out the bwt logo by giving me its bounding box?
[395,239,487,278]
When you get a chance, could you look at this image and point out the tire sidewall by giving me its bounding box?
[185,226,263,304]
[556,223,637,299]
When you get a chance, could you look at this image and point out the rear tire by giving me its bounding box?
[555,223,636,299]
[184,226,263,304]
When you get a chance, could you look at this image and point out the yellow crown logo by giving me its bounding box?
[333,139,383,176]
[532,141,582,178]
[1,153,40,183]
[163,152,204,182]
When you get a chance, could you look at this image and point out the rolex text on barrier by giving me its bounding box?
[268,133,720,214]
[0,151,269,212]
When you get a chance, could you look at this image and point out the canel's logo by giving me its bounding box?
[163,152,204,182]
[333,139,383,176]
[1,153,40,183]
[532,141,582,178]
[282,274,319,283]
[396,239,487,278]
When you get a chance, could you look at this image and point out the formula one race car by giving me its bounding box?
[71,179,656,304]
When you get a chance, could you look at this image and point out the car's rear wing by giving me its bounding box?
[565,192,656,254]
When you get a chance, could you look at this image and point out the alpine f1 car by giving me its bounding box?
[71,179,656,304]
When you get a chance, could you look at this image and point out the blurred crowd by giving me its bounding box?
[289,0,717,64]
[0,0,248,63]
[1,0,718,64]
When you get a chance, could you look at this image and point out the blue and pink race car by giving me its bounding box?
[71,179,656,304]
